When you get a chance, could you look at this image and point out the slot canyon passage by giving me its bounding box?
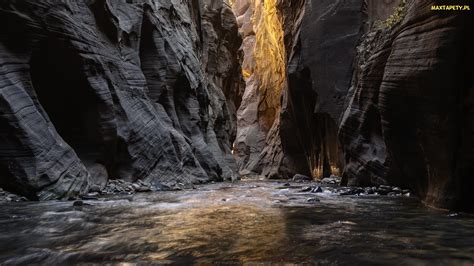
[0,0,473,264]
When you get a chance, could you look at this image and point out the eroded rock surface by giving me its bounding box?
[1,0,472,212]
[340,0,474,210]
[231,0,368,179]
[0,0,243,199]
[231,0,288,178]
[232,0,473,211]
[280,0,367,179]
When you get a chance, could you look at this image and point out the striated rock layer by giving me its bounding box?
[232,0,473,211]
[281,0,367,179]
[230,0,287,178]
[231,0,368,179]
[0,0,243,199]
[340,0,473,210]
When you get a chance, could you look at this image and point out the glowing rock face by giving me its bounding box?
[252,0,286,131]
[231,0,286,174]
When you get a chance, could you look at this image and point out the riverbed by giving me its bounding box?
[0,181,473,265]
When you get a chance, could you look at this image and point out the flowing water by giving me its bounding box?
[0,181,473,265]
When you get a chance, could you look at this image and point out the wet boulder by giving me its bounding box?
[292,174,313,182]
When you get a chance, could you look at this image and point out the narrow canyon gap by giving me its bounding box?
[230,0,473,211]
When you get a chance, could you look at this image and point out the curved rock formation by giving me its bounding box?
[232,0,473,211]
[340,0,473,210]
[231,0,287,178]
[231,0,367,179]
[1,0,472,212]
[281,0,367,179]
[0,0,243,199]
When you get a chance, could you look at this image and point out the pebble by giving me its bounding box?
[299,185,323,193]
[339,187,365,196]
[321,176,342,185]
[73,200,93,207]
[365,187,375,194]
[73,200,84,207]
[306,197,320,203]
[0,188,28,202]
[101,179,155,195]
[135,186,152,192]
[312,186,323,193]
[80,193,99,200]
[292,174,312,182]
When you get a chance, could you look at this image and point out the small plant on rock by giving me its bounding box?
[374,0,407,30]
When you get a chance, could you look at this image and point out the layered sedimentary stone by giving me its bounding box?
[281,0,367,179]
[340,0,473,210]
[231,0,287,178]
[0,0,242,199]
[232,0,367,179]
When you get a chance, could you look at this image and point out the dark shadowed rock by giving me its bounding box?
[339,0,474,211]
[300,185,323,193]
[292,174,312,182]
[281,0,366,180]
[312,186,323,193]
[73,200,84,207]
[0,188,27,202]
[0,0,242,200]
[230,0,369,180]
[306,197,320,203]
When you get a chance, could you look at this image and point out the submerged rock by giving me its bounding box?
[321,176,342,185]
[73,200,84,207]
[300,186,323,193]
[135,186,152,193]
[80,193,99,201]
[292,174,313,182]
[306,197,320,203]
[338,187,365,196]
[73,200,93,207]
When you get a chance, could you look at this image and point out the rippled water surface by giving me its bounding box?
[0,181,473,265]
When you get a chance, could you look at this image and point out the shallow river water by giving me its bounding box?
[0,181,473,265]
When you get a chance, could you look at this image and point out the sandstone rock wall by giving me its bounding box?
[0,0,243,199]
[281,0,367,179]
[231,0,368,179]
[231,0,288,178]
[1,0,472,211]
[340,0,473,210]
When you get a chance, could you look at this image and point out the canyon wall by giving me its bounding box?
[231,0,368,179]
[281,0,367,179]
[231,0,287,178]
[0,0,243,199]
[232,0,473,211]
[1,0,472,211]
[340,0,474,210]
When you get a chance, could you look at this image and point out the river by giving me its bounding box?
[0,181,473,265]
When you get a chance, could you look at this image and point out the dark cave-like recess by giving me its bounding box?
[30,38,102,163]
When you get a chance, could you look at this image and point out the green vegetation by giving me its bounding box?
[375,0,407,30]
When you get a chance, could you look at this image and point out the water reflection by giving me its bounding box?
[0,181,473,264]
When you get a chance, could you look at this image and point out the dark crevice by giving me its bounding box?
[30,37,102,164]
